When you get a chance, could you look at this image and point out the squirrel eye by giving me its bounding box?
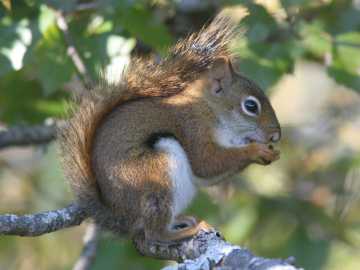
[241,96,261,117]
[215,86,223,94]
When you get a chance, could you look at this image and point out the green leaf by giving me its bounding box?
[285,226,330,270]
[231,3,299,89]
[68,14,135,81]
[328,67,360,92]
[32,23,75,95]
[38,4,56,35]
[280,0,312,9]
[86,15,113,35]
[334,32,360,72]
[331,6,360,34]
[19,4,76,95]
[93,239,164,270]
[327,32,360,91]
[71,32,114,80]
[223,204,258,243]
[115,4,173,52]
[299,20,332,58]
[2,0,40,21]
[0,70,68,123]
[242,3,278,42]
[235,40,296,89]
[0,17,32,74]
[0,54,12,75]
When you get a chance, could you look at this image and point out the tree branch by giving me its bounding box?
[53,9,93,89]
[0,203,88,236]
[74,1,102,12]
[73,223,100,270]
[134,230,301,270]
[0,122,57,149]
[0,202,301,269]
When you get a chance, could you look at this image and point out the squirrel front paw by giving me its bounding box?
[248,143,280,165]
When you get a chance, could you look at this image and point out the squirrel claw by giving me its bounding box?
[249,143,280,165]
[197,220,216,233]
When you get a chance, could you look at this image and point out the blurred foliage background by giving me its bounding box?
[0,0,360,269]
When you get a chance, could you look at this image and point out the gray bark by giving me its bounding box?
[73,223,100,270]
[0,203,302,269]
[0,123,57,149]
[134,230,301,270]
[0,203,87,236]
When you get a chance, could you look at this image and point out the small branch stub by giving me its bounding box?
[73,223,100,270]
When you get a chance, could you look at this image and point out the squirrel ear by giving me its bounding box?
[209,57,233,95]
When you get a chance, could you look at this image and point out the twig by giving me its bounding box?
[54,9,93,89]
[73,223,100,270]
[74,1,102,12]
[0,203,88,236]
[133,230,301,270]
[176,0,219,12]
[0,122,57,149]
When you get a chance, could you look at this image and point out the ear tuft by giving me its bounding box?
[209,57,232,94]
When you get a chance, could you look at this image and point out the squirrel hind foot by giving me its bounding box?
[170,215,197,231]
[144,218,215,246]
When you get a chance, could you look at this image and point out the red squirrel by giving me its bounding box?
[59,15,281,245]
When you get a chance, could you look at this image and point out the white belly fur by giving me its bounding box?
[155,138,197,218]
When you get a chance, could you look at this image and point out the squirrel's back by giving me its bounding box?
[58,15,239,233]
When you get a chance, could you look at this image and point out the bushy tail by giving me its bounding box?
[58,83,132,232]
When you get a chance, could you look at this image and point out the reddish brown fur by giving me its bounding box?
[59,16,238,234]
[59,15,281,243]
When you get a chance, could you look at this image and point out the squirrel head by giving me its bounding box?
[124,14,280,147]
[202,56,281,146]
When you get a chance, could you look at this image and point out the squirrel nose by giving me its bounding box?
[269,131,281,143]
